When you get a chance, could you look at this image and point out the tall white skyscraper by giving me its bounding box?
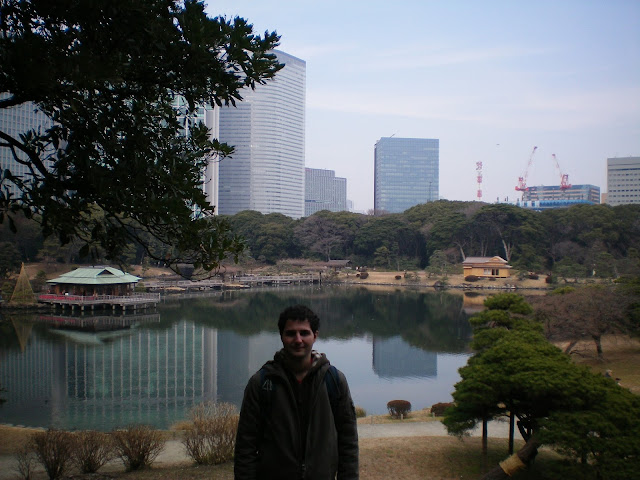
[173,95,220,211]
[607,156,640,206]
[217,50,306,218]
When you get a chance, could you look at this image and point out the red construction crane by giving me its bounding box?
[476,161,483,201]
[551,154,572,190]
[515,146,538,192]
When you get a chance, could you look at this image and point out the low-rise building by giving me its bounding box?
[462,256,512,278]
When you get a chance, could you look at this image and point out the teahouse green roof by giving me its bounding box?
[47,267,141,285]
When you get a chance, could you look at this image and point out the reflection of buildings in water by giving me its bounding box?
[372,336,437,378]
[217,331,281,407]
[0,317,284,430]
[0,320,219,430]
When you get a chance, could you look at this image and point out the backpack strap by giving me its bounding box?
[324,365,341,421]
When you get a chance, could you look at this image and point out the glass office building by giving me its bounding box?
[0,95,53,197]
[607,157,640,206]
[374,137,439,213]
[218,50,306,218]
[305,168,347,216]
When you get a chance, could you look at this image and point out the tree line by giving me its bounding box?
[1,200,639,279]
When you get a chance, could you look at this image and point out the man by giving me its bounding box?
[234,304,359,479]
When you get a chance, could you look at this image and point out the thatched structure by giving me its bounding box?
[9,263,36,305]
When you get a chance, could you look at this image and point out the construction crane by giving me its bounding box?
[551,154,572,190]
[515,146,538,192]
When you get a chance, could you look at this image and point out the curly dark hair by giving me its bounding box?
[278,305,320,334]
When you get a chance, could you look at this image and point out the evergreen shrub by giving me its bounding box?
[430,402,454,417]
[387,400,411,419]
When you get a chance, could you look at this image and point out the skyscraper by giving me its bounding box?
[607,156,640,206]
[172,95,220,210]
[305,168,347,216]
[217,50,306,218]
[0,95,53,197]
[374,137,439,213]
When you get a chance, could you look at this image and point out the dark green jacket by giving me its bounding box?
[234,350,359,479]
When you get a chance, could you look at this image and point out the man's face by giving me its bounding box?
[280,319,318,360]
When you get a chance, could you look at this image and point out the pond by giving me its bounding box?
[0,285,480,431]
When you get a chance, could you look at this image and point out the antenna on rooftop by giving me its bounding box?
[476,161,483,201]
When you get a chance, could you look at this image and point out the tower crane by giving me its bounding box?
[515,146,538,192]
[551,154,571,190]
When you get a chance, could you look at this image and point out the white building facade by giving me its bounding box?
[172,95,220,211]
[607,156,640,206]
[305,168,347,216]
[217,50,306,218]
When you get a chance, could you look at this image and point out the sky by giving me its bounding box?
[207,0,640,213]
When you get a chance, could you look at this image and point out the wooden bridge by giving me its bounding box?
[144,274,318,291]
[234,274,317,286]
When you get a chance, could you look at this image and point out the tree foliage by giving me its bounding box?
[531,285,636,357]
[0,0,281,273]
[446,293,640,479]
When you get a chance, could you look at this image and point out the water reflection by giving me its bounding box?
[0,286,474,430]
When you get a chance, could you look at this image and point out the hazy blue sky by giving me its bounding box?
[207,1,640,212]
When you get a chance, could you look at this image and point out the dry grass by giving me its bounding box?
[335,270,552,290]
[357,408,438,425]
[567,335,640,395]
[0,426,43,455]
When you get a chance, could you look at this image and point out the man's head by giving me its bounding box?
[278,305,319,362]
[278,304,320,335]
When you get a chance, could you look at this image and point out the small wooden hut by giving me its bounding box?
[462,256,512,278]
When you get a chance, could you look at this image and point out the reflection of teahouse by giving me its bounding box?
[462,256,512,279]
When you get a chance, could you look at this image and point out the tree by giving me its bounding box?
[470,204,541,262]
[531,285,635,358]
[0,0,281,274]
[447,292,640,480]
[0,241,21,278]
[353,215,423,264]
[425,249,454,278]
[294,213,349,261]
[227,211,298,264]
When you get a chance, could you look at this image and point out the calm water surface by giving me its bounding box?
[0,285,477,431]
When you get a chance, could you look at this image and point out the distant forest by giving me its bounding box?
[1,201,639,279]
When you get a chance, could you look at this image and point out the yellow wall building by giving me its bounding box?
[462,256,512,278]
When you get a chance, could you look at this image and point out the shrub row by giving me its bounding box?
[15,401,240,479]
